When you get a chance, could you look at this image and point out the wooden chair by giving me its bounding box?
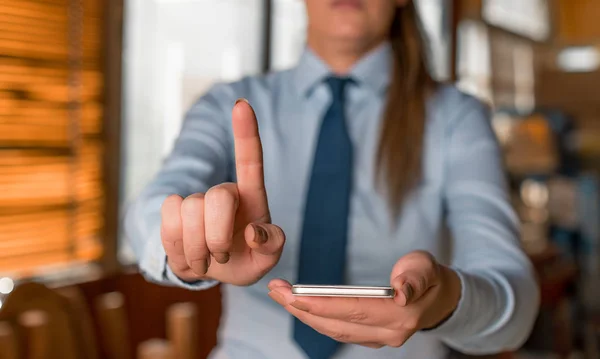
[75,272,221,358]
[95,291,132,359]
[56,286,99,359]
[19,310,50,359]
[137,339,174,359]
[0,282,97,359]
[166,302,198,359]
[0,321,19,359]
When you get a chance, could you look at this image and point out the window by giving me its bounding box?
[119,0,266,262]
[456,20,492,103]
[489,30,535,113]
[0,0,107,278]
[456,20,535,113]
[415,0,452,81]
[483,0,550,42]
[270,0,307,71]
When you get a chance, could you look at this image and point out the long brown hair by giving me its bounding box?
[377,3,436,217]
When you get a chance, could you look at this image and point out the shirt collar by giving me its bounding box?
[293,41,393,97]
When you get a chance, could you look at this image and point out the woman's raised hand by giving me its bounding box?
[161,99,286,285]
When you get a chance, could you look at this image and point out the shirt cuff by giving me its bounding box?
[138,229,219,291]
[424,268,494,338]
[164,261,220,291]
[138,228,169,283]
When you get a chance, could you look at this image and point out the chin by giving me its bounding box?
[332,28,363,38]
[328,19,368,41]
[330,28,370,46]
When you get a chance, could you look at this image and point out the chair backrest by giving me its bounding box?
[137,339,173,359]
[95,291,132,359]
[55,286,99,359]
[0,321,19,359]
[0,282,97,359]
[166,302,198,359]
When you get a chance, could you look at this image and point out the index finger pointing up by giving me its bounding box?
[232,99,269,219]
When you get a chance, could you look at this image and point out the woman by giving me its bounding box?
[125,0,540,358]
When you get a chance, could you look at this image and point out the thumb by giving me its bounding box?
[390,252,440,306]
[391,270,434,306]
[245,222,286,263]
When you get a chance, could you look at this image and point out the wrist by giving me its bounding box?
[441,265,462,314]
[423,265,461,330]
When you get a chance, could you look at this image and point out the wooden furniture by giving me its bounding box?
[19,310,50,359]
[137,339,174,359]
[2,271,540,359]
[0,272,221,359]
[166,302,198,359]
[56,286,99,359]
[0,321,19,359]
[74,271,222,359]
[0,282,95,359]
[95,292,131,359]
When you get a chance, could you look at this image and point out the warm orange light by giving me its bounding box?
[0,0,105,278]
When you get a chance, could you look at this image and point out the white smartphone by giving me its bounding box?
[292,285,395,298]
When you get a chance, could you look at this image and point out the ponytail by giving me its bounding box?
[376,3,436,217]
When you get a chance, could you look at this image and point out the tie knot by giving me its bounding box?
[325,76,351,102]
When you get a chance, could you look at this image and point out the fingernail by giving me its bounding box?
[401,283,414,304]
[268,291,286,306]
[252,224,268,244]
[213,252,230,264]
[235,98,249,105]
[290,301,310,312]
[190,259,208,275]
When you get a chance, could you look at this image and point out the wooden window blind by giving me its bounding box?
[0,0,105,278]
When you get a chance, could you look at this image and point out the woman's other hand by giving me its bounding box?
[268,251,461,348]
[161,99,286,286]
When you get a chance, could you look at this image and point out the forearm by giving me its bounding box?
[438,92,540,353]
[429,264,539,354]
[431,195,540,353]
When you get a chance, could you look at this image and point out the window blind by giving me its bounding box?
[0,0,105,277]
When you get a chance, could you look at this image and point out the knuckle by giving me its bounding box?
[187,256,207,265]
[206,237,231,249]
[205,234,232,252]
[162,194,183,210]
[346,310,368,324]
[421,251,438,267]
[167,236,183,249]
[206,185,237,205]
[167,257,188,271]
[185,243,208,259]
[165,193,183,203]
[181,194,204,215]
[322,322,352,343]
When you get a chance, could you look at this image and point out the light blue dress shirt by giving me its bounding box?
[125,43,540,359]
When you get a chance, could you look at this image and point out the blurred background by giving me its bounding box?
[1,0,599,358]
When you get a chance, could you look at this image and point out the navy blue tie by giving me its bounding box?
[294,77,352,359]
